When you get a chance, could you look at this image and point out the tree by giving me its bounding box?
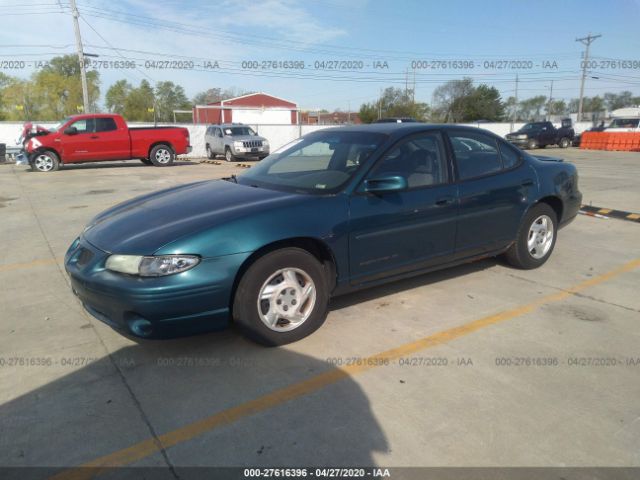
[105,80,132,114]
[154,81,191,122]
[518,96,547,120]
[192,87,249,105]
[123,80,155,121]
[358,87,429,123]
[547,99,567,117]
[431,78,474,122]
[451,84,504,121]
[604,91,637,111]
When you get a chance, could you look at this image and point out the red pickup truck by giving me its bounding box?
[25,113,192,172]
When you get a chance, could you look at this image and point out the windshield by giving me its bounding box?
[224,127,257,136]
[608,118,639,129]
[49,117,71,132]
[520,123,543,132]
[236,131,387,194]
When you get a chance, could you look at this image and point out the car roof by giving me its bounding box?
[313,123,494,135]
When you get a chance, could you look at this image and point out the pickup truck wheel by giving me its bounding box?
[31,151,60,172]
[559,137,570,148]
[206,145,215,159]
[140,158,152,165]
[225,147,236,162]
[233,248,329,346]
[527,139,538,149]
[504,203,557,270]
[149,144,174,167]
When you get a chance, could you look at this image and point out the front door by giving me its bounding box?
[349,131,458,285]
[61,118,96,163]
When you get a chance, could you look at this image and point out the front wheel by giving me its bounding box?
[527,139,538,150]
[233,248,329,346]
[149,144,175,167]
[31,151,60,172]
[224,147,236,162]
[504,203,557,269]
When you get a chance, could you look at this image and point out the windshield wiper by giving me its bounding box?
[224,174,238,183]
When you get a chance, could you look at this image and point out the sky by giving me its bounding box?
[1,0,639,112]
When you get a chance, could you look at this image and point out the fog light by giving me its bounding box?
[128,317,153,337]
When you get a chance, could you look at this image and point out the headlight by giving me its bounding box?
[262,140,269,147]
[105,254,200,276]
[233,141,244,148]
[517,134,528,139]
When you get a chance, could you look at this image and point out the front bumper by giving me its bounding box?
[65,237,249,338]
[231,146,270,158]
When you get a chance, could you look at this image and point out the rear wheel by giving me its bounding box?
[225,147,236,162]
[233,248,329,346]
[31,151,60,172]
[558,137,570,148]
[149,144,175,167]
[504,203,557,269]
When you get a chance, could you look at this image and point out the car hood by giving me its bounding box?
[230,135,266,142]
[83,180,300,254]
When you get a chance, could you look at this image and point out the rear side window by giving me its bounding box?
[449,131,502,180]
[95,117,117,132]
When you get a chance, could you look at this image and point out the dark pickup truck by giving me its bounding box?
[505,121,574,150]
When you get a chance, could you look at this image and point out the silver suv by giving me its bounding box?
[205,124,270,162]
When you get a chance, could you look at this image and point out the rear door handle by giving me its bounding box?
[435,196,455,206]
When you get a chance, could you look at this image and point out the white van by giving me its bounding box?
[606,107,640,132]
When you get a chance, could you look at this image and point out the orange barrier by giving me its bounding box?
[580,131,640,151]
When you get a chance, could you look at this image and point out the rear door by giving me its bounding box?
[447,130,533,257]
[349,131,458,284]
[88,117,130,161]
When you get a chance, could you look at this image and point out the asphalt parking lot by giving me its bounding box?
[1,148,639,478]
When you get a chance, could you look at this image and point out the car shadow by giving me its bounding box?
[0,334,389,475]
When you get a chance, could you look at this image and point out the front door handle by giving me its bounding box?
[90,135,99,139]
[435,196,454,206]
[521,179,534,186]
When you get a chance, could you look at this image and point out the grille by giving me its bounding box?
[242,140,263,148]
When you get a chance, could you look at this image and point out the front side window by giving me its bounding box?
[69,118,95,134]
[237,131,387,194]
[450,131,502,180]
[368,133,448,188]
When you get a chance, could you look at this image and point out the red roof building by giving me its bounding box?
[193,92,299,125]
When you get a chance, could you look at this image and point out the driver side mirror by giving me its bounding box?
[63,126,78,135]
[363,175,408,194]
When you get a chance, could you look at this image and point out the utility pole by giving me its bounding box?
[576,33,601,122]
[547,80,554,121]
[70,0,90,113]
[511,74,519,132]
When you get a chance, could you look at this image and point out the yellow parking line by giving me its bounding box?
[597,208,612,215]
[627,213,640,220]
[50,257,640,480]
[0,258,57,273]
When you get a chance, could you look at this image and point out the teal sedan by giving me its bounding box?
[65,124,582,345]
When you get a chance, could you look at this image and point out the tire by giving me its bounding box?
[527,139,538,150]
[140,158,152,165]
[149,144,175,167]
[233,248,329,346]
[31,150,60,172]
[558,137,570,149]
[206,145,215,159]
[504,203,558,270]
[224,147,236,162]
